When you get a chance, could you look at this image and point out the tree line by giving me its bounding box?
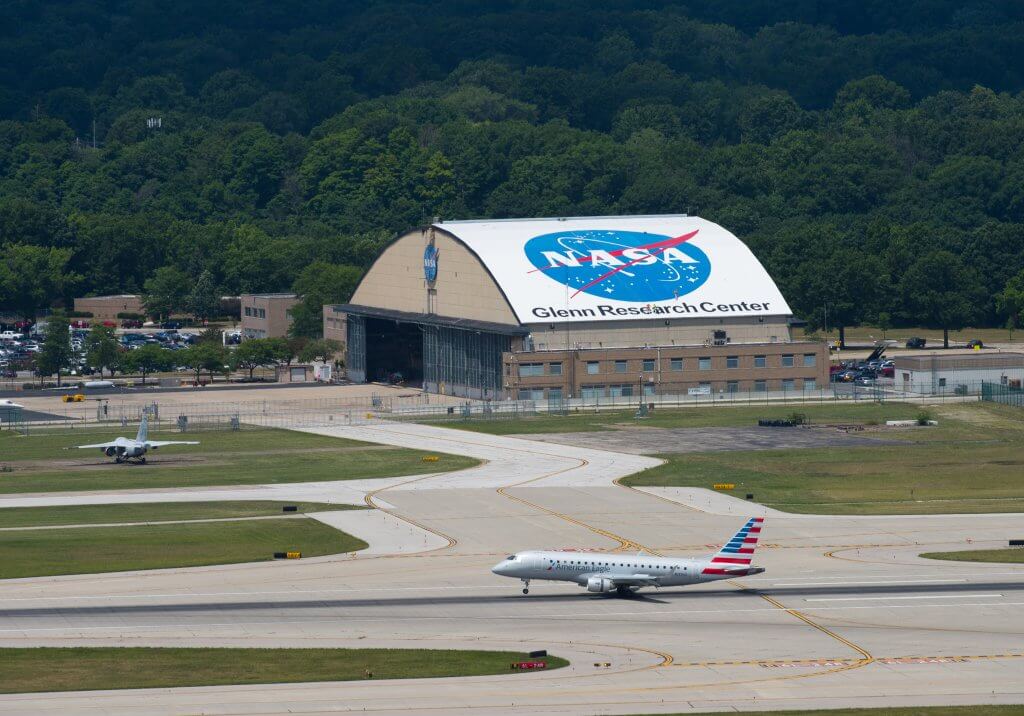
[2,1,1024,342]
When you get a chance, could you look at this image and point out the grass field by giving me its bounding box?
[0,428,478,494]
[0,501,361,528]
[0,647,568,693]
[611,402,1024,515]
[0,518,368,579]
[921,549,1024,564]
[444,402,928,436]
[806,324,1021,346]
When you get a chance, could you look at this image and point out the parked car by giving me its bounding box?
[122,319,143,329]
[967,339,984,349]
[161,320,183,329]
[71,319,90,328]
[880,365,895,378]
[905,337,926,349]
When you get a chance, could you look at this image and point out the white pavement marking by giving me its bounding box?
[773,579,969,586]
[306,509,449,555]
[805,594,1003,602]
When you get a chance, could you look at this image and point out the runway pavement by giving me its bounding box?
[0,422,1022,714]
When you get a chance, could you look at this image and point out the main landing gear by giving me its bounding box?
[521,579,530,595]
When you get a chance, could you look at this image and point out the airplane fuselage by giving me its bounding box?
[492,550,763,594]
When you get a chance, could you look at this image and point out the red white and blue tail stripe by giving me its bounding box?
[701,517,764,576]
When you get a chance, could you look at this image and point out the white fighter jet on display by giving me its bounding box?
[492,517,765,596]
[0,399,24,409]
[76,415,198,464]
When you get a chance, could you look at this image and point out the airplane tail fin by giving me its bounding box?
[702,517,764,575]
[136,414,149,443]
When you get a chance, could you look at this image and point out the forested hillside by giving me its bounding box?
[2,0,1024,334]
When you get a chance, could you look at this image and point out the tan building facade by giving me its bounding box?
[241,293,298,339]
[73,295,144,321]
[505,342,829,401]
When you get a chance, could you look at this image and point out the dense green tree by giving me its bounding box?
[298,339,343,364]
[36,315,72,386]
[288,262,363,338]
[996,270,1024,328]
[900,251,987,348]
[230,338,281,380]
[121,344,174,385]
[143,266,190,320]
[0,244,78,321]
[187,270,220,322]
[180,343,227,383]
[85,325,121,378]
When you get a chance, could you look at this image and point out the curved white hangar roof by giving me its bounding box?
[436,215,791,325]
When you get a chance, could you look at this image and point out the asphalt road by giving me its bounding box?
[0,422,1021,715]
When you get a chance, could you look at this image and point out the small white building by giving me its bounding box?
[894,353,1024,394]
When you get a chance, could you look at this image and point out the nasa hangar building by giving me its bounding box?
[325,215,828,400]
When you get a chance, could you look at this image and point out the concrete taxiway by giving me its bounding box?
[0,422,1022,714]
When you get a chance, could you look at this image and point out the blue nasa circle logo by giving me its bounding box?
[523,229,710,302]
[423,244,439,282]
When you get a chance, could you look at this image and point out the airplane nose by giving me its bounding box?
[491,561,507,575]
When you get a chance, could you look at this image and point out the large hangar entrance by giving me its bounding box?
[365,318,423,385]
[342,306,526,399]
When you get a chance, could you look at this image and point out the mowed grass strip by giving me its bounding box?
[0,501,362,529]
[0,518,367,579]
[0,429,478,494]
[0,647,569,693]
[442,402,926,435]
[0,428,373,461]
[623,440,1024,515]
[921,549,1024,564]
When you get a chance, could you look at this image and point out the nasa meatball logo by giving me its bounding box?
[423,244,439,282]
[524,229,710,302]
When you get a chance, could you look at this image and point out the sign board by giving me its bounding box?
[511,662,547,670]
[423,244,439,283]
[687,385,712,396]
[438,216,790,325]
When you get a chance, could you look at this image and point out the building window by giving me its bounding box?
[581,385,604,399]
[642,358,656,372]
[548,362,563,376]
[643,383,656,396]
[726,356,739,369]
[698,357,711,370]
[781,354,794,368]
[781,378,795,391]
[609,384,633,397]
[754,379,767,392]
[803,354,816,367]
[258,308,266,319]
[804,378,817,391]
[726,380,739,393]
[518,363,543,378]
[670,357,683,371]
[586,361,600,375]
[244,307,252,317]
[285,310,293,320]
[518,388,544,400]
[754,355,766,368]
[547,388,563,401]
[614,360,627,373]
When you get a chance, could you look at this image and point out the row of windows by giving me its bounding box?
[519,354,817,378]
[517,379,818,400]
[243,307,267,319]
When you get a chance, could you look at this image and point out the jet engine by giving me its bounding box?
[104,446,118,457]
[586,576,616,593]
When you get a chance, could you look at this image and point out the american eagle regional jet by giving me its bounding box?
[76,415,198,464]
[492,517,765,595]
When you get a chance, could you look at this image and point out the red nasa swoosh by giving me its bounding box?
[527,229,700,298]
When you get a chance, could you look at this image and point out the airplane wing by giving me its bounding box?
[145,441,200,447]
[609,574,662,587]
[76,441,121,449]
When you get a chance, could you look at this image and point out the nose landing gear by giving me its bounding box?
[521,579,530,595]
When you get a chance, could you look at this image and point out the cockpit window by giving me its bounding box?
[505,555,516,561]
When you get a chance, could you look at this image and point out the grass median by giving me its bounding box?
[0,501,362,528]
[0,647,569,693]
[0,428,477,494]
[921,549,1024,564]
[441,402,926,435]
[0,517,367,579]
